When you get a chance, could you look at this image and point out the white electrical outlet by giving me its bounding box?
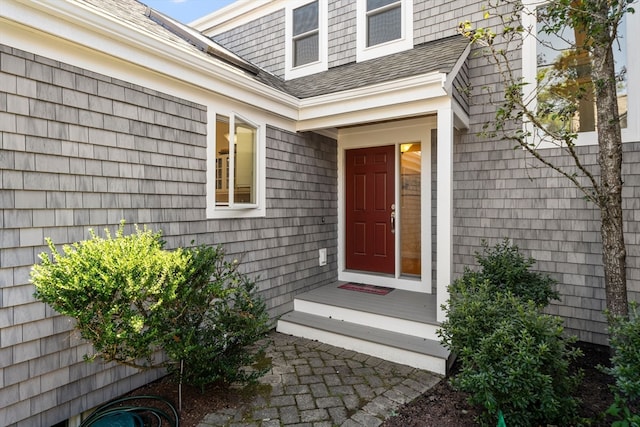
[318,248,327,266]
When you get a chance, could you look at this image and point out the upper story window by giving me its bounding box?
[522,1,638,146]
[285,0,328,80]
[207,112,265,218]
[293,1,319,67]
[366,0,401,47]
[356,0,412,62]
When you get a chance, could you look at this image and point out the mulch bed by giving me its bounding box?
[381,341,616,427]
[110,341,617,427]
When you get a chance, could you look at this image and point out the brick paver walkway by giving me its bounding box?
[197,331,442,427]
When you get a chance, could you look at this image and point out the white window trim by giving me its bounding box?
[284,0,328,80]
[521,0,640,148]
[206,110,266,219]
[356,0,413,63]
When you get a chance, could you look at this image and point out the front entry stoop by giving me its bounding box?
[276,282,453,375]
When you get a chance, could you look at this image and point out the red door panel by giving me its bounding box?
[345,145,395,274]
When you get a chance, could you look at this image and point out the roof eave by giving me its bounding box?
[297,72,449,130]
[3,0,299,120]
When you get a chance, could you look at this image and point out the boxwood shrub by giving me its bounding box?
[438,240,581,427]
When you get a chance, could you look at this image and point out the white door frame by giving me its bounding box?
[337,116,436,293]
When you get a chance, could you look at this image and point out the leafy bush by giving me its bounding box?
[31,223,270,388]
[456,239,559,307]
[32,224,188,367]
[438,241,581,427]
[603,302,640,426]
[162,244,271,389]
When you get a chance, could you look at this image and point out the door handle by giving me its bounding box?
[390,204,395,234]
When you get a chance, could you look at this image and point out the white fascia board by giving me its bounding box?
[442,42,471,95]
[298,96,450,131]
[297,73,447,130]
[3,0,299,121]
[193,0,286,35]
[452,99,470,130]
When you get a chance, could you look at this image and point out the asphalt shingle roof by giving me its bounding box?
[80,0,469,101]
[278,36,470,99]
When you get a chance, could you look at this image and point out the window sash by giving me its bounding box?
[215,113,258,208]
[292,1,319,67]
[293,1,318,36]
[294,32,319,67]
[367,5,401,47]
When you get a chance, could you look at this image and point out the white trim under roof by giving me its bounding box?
[192,0,286,35]
[2,0,299,122]
[296,73,450,130]
[3,0,470,137]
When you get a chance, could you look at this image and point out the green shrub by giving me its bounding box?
[455,239,559,307]
[31,223,270,388]
[162,244,271,389]
[32,224,188,367]
[603,302,640,426]
[438,240,581,427]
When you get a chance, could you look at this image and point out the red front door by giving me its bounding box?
[345,145,395,274]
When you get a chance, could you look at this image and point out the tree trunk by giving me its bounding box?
[592,1,628,319]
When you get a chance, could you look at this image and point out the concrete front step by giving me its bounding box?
[277,311,451,375]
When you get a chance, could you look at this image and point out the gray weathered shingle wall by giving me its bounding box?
[208,0,640,348]
[453,42,640,346]
[212,9,286,79]
[0,43,337,426]
[328,0,357,68]
[210,0,473,79]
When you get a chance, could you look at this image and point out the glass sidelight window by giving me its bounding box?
[399,142,421,276]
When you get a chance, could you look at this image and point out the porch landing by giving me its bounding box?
[276,282,452,375]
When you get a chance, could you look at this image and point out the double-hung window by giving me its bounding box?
[366,0,402,47]
[285,0,328,79]
[522,1,638,146]
[208,112,265,218]
[356,0,412,62]
[293,1,319,67]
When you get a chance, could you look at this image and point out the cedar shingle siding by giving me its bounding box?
[0,44,337,426]
[2,0,639,424]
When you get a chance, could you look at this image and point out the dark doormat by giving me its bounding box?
[338,283,394,295]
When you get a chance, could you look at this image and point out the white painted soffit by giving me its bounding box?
[2,0,299,120]
[296,71,469,132]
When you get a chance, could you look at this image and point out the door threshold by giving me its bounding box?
[339,271,430,293]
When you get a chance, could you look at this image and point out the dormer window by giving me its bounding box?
[356,0,413,62]
[366,0,401,47]
[285,0,328,80]
[293,1,319,67]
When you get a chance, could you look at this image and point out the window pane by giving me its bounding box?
[234,117,256,204]
[536,12,627,133]
[293,1,318,36]
[294,33,319,66]
[400,143,421,277]
[215,116,230,206]
[367,0,398,11]
[367,6,401,47]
